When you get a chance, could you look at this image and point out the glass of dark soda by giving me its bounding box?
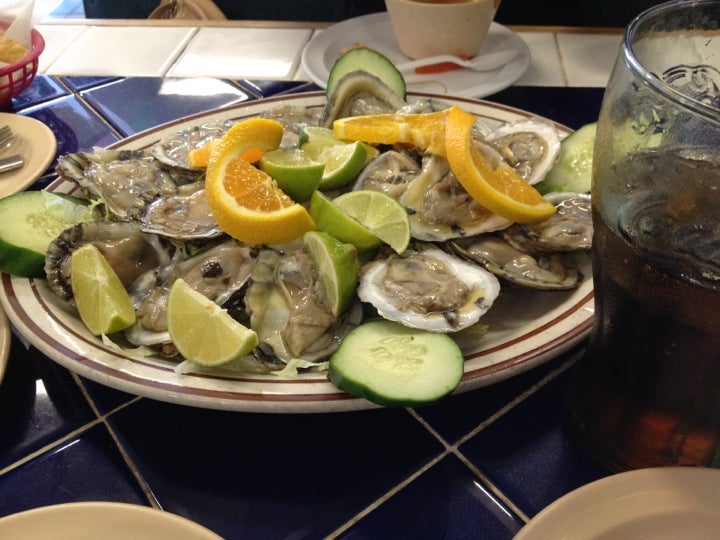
[565,0,720,471]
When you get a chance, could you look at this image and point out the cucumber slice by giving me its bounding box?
[326,47,406,100]
[536,121,596,195]
[329,319,464,407]
[0,191,97,277]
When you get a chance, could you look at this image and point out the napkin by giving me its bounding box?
[0,0,35,66]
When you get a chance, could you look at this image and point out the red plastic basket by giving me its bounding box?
[0,26,44,107]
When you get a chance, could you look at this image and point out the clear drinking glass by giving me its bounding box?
[565,0,720,471]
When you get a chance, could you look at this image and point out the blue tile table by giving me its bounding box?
[0,75,608,539]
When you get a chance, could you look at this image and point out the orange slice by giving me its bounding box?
[205,117,315,244]
[187,139,219,168]
[444,106,556,224]
[333,108,450,156]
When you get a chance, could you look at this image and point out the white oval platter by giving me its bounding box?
[0,91,593,413]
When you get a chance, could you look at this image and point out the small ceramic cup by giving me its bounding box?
[384,0,500,60]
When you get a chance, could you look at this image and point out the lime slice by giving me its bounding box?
[309,190,383,251]
[70,243,136,336]
[258,148,325,202]
[332,190,411,254]
[167,278,259,366]
[303,230,360,317]
[300,126,367,189]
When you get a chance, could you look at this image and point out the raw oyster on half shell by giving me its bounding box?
[486,118,562,185]
[245,245,363,363]
[357,246,500,333]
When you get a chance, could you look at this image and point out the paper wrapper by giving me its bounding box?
[0,0,35,67]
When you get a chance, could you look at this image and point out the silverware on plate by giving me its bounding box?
[0,153,24,173]
[0,125,23,172]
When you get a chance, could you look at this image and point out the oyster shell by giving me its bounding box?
[261,104,324,148]
[486,118,562,185]
[449,235,581,290]
[45,220,173,301]
[321,71,407,127]
[150,119,234,169]
[502,192,593,253]
[357,246,501,333]
[55,149,202,221]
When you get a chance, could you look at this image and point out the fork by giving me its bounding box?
[0,125,23,173]
[0,125,18,156]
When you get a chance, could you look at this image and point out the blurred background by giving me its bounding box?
[18,0,667,28]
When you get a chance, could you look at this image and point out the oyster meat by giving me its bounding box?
[140,184,224,240]
[357,246,501,333]
[502,192,592,253]
[400,154,512,241]
[126,239,258,355]
[45,220,173,301]
[353,149,423,200]
[486,118,562,185]
[245,245,362,363]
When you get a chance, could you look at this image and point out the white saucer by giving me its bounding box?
[0,112,57,199]
[301,12,530,98]
[0,502,223,540]
[515,467,720,539]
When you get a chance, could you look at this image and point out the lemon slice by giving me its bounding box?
[70,243,136,336]
[300,126,368,189]
[331,190,411,254]
[309,191,383,251]
[303,230,359,317]
[444,106,556,223]
[167,278,259,366]
[205,117,316,245]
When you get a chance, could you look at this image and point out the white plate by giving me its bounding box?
[0,306,9,384]
[515,467,720,539]
[0,92,594,413]
[301,12,531,98]
[0,502,222,540]
[0,112,57,199]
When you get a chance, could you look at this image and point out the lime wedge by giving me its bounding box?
[167,278,259,366]
[332,190,411,254]
[303,230,359,317]
[309,190,383,251]
[258,148,325,202]
[70,243,136,336]
[300,126,367,189]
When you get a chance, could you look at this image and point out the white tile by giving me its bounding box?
[168,27,313,79]
[34,23,87,73]
[514,31,565,87]
[45,25,196,76]
[557,33,622,88]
